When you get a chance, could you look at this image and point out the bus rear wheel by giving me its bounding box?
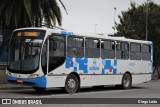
[122,73,132,89]
[33,87,46,92]
[65,74,79,94]
[115,73,132,89]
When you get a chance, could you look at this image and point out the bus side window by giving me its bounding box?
[101,40,115,59]
[130,43,141,60]
[85,38,100,58]
[116,42,129,59]
[48,35,66,72]
[141,44,151,60]
[116,42,121,59]
[121,42,129,59]
[67,36,84,57]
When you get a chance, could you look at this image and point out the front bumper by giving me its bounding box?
[6,75,46,88]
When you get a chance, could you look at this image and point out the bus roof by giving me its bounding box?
[14,27,152,44]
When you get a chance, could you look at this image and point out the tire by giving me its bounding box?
[65,74,79,94]
[33,87,46,92]
[122,73,132,89]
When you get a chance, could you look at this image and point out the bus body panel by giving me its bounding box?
[44,57,152,88]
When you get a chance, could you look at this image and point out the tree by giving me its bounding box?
[0,0,67,30]
[115,1,160,78]
[0,0,67,60]
[116,2,160,41]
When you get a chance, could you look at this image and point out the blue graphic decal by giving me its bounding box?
[66,57,73,68]
[114,60,117,66]
[74,67,77,72]
[113,68,117,74]
[76,58,88,73]
[102,59,117,74]
[66,57,117,74]
[66,57,88,74]
[89,59,99,71]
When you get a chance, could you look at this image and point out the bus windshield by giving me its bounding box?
[7,30,46,74]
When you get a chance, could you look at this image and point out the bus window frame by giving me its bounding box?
[67,36,85,58]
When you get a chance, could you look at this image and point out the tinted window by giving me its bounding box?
[67,36,84,57]
[130,43,141,60]
[101,40,115,59]
[48,35,66,72]
[116,42,129,59]
[141,44,151,60]
[85,38,100,58]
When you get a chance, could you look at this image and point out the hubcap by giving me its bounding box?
[124,76,129,87]
[68,79,76,89]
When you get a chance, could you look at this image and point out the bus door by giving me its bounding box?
[41,36,63,76]
[46,35,66,87]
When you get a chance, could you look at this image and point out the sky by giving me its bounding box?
[59,0,160,34]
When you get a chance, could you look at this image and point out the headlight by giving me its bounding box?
[28,74,39,78]
[6,71,12,76]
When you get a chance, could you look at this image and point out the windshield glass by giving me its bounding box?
[7,30,45,74]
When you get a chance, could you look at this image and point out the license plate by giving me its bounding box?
[17,80,23,83]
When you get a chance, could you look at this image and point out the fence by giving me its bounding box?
[0,30,12,69]
[0,30,12,84]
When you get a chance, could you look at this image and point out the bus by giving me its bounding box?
[6,27,153,93]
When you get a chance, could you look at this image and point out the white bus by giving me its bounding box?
[6,27,153,93]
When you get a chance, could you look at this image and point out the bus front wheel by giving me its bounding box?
[65,74,79,94]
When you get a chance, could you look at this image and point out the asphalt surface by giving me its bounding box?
[0,80,160,106]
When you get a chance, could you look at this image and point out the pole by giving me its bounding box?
[114,7,117,35]
[146,0,148,41]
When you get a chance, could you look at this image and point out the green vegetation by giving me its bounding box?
[0,0,67,30]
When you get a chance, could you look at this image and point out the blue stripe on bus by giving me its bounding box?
[6,75,47,88]
[61,31,73,35]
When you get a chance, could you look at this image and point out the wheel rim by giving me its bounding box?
[124,75,130,87]
[67,78,76,89]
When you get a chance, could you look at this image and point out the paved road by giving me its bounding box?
[0,80,160,106]
[1,80,160,98]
